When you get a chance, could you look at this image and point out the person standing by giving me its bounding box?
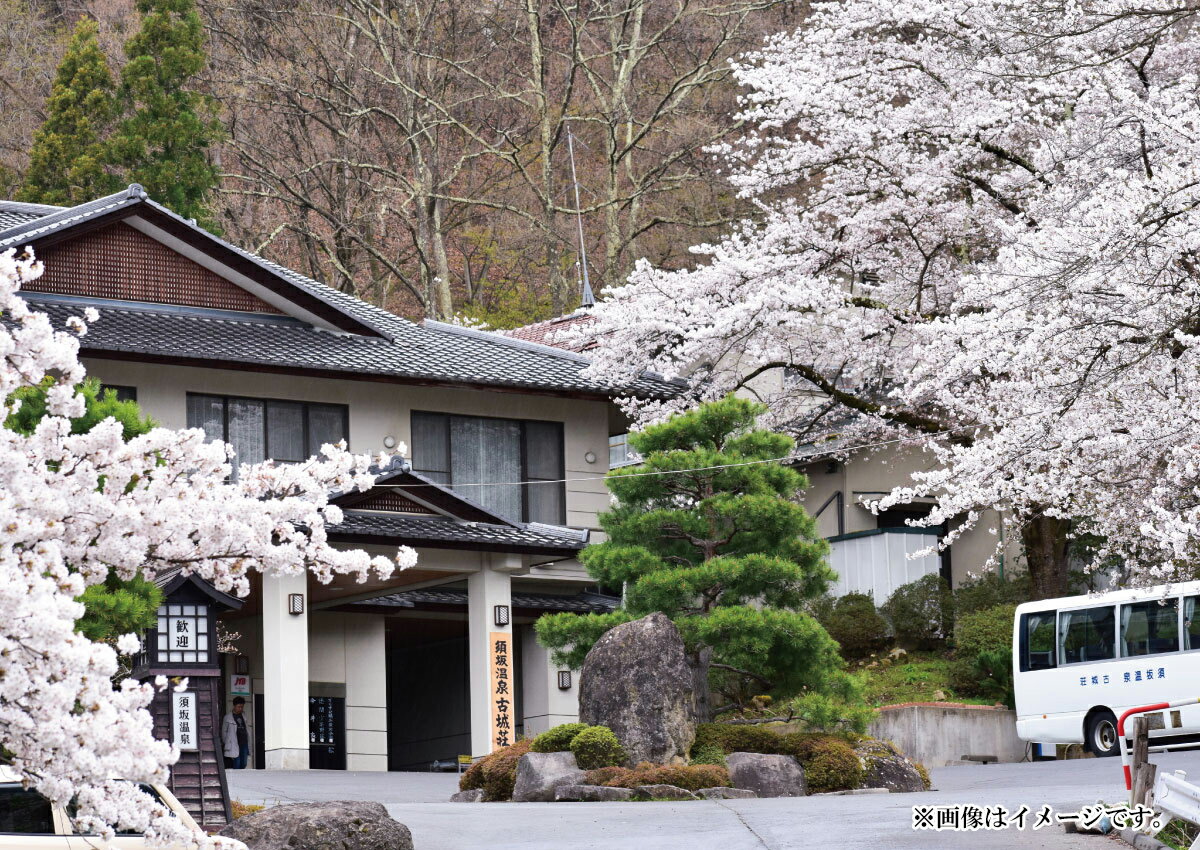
[222,696,250,769]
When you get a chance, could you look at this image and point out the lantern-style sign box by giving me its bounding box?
[132,571,242,831]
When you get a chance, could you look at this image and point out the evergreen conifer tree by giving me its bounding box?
[108,0,222,226]
[17,19,121,206]
[536,396,845,718]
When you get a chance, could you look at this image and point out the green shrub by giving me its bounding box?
[788,735,864,793]
[689,743,727,767]
[880,574,954,649]
[586,763,730,791]
[954,572,1031,616]
[819,592,891,659]
[458,739,532,801]
[692,723,781,757]
[784,690,875,735]
[955,603,1018,658]
[530,722,589,753]
[570,725,627,769]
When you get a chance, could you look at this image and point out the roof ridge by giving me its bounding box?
[424,319,594,365]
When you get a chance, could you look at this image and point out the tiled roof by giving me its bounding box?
[1,188,677,399]
[330,511,589,554]
[351,587,619,613]
[501,311,597,352]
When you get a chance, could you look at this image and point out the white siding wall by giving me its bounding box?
[830,531,942,605]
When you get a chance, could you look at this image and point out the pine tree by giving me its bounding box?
[108,0,222,226]
[536,396,845,718]
[6,378,162,642]
[17,19,121,206]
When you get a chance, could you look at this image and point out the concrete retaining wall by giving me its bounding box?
[868,703,1027,768]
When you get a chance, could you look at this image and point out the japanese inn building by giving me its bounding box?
[0,185,677,772]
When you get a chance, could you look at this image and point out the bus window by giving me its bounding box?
[1059,606,1115,664]
[1121,598,1179,657]
[1185,597,1200,650]
[1020,610,1056,671]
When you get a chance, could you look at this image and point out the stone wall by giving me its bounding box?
[868,703,1027,768]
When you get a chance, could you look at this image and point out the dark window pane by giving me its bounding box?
[452,416,521,520]
[186,394,225,444]
[227,399,266,466]
[0,784,54,834]
[526,479,564,525]
[1121,599,1179,657]
[411,413,449,477]
[1022,611,1056,671]
[307,404,348,456]
[1186,597,1200,650]
[1059,606,1115,664]
[102,384,137,403]
[524,421,563,480]
[267,401,305,463]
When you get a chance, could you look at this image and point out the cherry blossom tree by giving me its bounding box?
[582,0,1200,597]
[0,249,415,845]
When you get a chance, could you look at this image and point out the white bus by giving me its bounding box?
[1014,580,1200,757]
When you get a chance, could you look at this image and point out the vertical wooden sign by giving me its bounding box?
[172,691,198,751]
[488,631,513,750]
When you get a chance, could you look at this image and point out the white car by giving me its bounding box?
[0,768,201,849]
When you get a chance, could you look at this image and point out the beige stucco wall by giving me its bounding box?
[81,357,613,531]
[799,444,1022,588]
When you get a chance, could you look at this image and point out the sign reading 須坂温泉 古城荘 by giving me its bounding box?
[172,691,198,751]
[489,631,513,750]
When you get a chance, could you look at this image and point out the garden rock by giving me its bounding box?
[578,612,695,765]
[631,784,699,801]
[725,752,807,798]
[554,784,635,802]
[511,751,587,802]
[856,740,927,793]
[697,787,757,800]
[450,789,484,802]
[218,800,413,850]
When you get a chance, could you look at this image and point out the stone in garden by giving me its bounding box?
[511,751,587,802]
[578,612,695,765]
[450,789,484,802]
[218,800,413,850]
[725,752,807,798]
[631,784,699,801]
[554,784,636,802]
[696,787,757,800]
[855,740,927,793]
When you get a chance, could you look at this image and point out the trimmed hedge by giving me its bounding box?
[881,574,954,649]
[530,722,589,753]
[955,603,1018,658]
[585,763,731,791]
[692,724,865,794]
[820,592,891,659]
[458,739,532,801]
[570,725,627,769]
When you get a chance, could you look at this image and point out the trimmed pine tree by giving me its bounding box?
[18,19,121,206]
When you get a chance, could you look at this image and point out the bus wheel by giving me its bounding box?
[1087,710,1120,757]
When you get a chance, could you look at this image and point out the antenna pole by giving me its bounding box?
[566,124,595,308]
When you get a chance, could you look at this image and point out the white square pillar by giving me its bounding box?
[520,623,579,736]
[345,614,388,771]
[262,573,310,769]
[468,556,517,757]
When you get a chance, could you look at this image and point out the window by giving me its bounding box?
[155,603,210,664]
[0,784,54,834]
[1020,610,1056,671]
[411,412,565,524]
[1059,606,1116,664]
[1121,599,1179,657]
[101,384,137,403]
[609,433,640,468]
[1185,597,1200,650]
[187,394,348,467]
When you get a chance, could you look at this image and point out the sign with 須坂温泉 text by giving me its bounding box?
[488,631,513,750]
[172,691,198,751]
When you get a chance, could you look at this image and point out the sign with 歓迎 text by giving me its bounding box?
[488,631,513,751]
[172,691,198,751]
[229,674,250,697]
[168,616,195,651]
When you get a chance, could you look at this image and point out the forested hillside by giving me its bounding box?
[0,0,802,323]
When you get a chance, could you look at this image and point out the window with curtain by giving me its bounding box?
[186,394,349,469]
[411,411,565,524]
[1186,597,1200,650]
[1121,599,1179,657]
[1059,606,1116,664]
[1022,610,1057,671]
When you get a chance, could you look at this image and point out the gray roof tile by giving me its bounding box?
[352,587,618,613]
[330,511,588,554]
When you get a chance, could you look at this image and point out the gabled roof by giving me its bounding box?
[153,568,244,611]
[346,587,618,614]
[500,310,597,352]
[1,187,677,400]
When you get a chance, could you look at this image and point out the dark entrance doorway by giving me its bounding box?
[385,618,470,770]
[309,696,346,770]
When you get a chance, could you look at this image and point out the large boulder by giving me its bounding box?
[855,739,928,793]
[725,752,807,798]
[219,801,413,850]
[554,784,635,802]
[511,751,587,802]
[578,612,695,765]
[449,789,484,803]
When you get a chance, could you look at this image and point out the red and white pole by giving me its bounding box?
[1117,698,1200,793]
